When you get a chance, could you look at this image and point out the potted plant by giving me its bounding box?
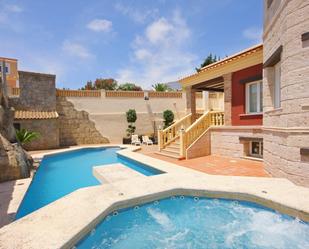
[123,109,137,144]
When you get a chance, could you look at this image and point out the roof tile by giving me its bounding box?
[14,110,59,120]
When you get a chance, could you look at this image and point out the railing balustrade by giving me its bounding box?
[158,113,192,151]
[180,111,224,157]
[158,111,225,157]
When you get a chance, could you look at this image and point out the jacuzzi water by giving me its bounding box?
[16,147,162,219]
[76,196,309,249]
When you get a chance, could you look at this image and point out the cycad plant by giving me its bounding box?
[16,129,40,145]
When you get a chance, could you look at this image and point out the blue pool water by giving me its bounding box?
[77,196,309,249]
[16,147,162,219]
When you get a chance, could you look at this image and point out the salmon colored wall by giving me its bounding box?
[0,58,18,88]
[231,64,263,126]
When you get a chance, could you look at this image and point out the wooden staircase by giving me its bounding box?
[157,111,224,160]
[155,138,181,159]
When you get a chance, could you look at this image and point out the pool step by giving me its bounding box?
[93,163,145,184]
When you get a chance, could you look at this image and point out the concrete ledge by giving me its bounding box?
[93,163,145,184]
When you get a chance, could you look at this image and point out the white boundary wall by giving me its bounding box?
[63,91,208,143]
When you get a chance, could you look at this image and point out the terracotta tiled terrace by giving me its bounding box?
[139,145,270,177]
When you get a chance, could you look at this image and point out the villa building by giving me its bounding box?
[158,0,309,187]
[158,44,264,161]
[0,57,18,89]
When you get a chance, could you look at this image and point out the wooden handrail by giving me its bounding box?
[158,113,192,151]
[180,111,224,157]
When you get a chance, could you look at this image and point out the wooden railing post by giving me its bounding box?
[179,128,186,158]
[158,129,163,151]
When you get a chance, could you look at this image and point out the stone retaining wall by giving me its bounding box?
[56,97,109,146]
[210,126,263,158]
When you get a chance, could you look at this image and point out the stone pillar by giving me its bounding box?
[223,73,232,125]
[185,86,197,122]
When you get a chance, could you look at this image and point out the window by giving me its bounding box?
[0,63,10,74]
[13,123,21,131]
[250,141,263,158]
[246,81,263,114]
[274,61,281,108]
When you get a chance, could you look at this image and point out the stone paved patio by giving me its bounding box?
[0,178,31,228]
[139,145,270,177]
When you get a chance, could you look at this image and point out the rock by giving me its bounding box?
[0,93,32,182]
[0,135,31,182]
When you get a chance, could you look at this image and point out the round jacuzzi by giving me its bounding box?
[76,196,309,249]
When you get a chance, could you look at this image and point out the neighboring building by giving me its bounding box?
[0,57,18,89]
[158,44,264,161]
[10,71,60,150]
[262,0,309,186]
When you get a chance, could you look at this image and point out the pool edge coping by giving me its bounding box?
[0,145,308,249]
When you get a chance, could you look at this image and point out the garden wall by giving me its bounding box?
[59,90,206,143]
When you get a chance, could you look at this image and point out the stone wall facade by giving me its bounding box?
[263,0,309,186]
[17,71,56,111]
[10,71,60,150]
[19,119,60,151]
[185,126,263,160]
[56,97,109,146]
[210,126,263,158]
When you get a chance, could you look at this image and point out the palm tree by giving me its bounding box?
[152,83,171,92]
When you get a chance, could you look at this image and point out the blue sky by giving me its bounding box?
[0,0,263,89]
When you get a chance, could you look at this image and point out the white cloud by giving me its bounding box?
[116,10,197,88]
[114,3,158,24]
[243,27,262,43]
[0,3,23,24]
[146,18,172,44]
[134,49,152,60]
[6,4,23,13]
[62,41,93,59]
[87,19,112,32]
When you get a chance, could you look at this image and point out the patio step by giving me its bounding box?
[173,141,180,145]
[155,150,181,159]
[163,147,180,153]
[167,144,180,150]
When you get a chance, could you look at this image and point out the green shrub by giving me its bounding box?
[16,129,40,145]
[126,109,137,137]
[163,110,174,129]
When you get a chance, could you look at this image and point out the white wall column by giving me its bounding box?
[202,91,209,113]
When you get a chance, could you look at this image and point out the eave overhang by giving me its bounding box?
[179,44,263,88]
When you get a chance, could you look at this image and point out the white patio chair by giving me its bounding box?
[131,134,141,146]
[142,136,153,145]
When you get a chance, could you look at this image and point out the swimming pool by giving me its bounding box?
[76,196,309,249]
[16,147,162,219]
